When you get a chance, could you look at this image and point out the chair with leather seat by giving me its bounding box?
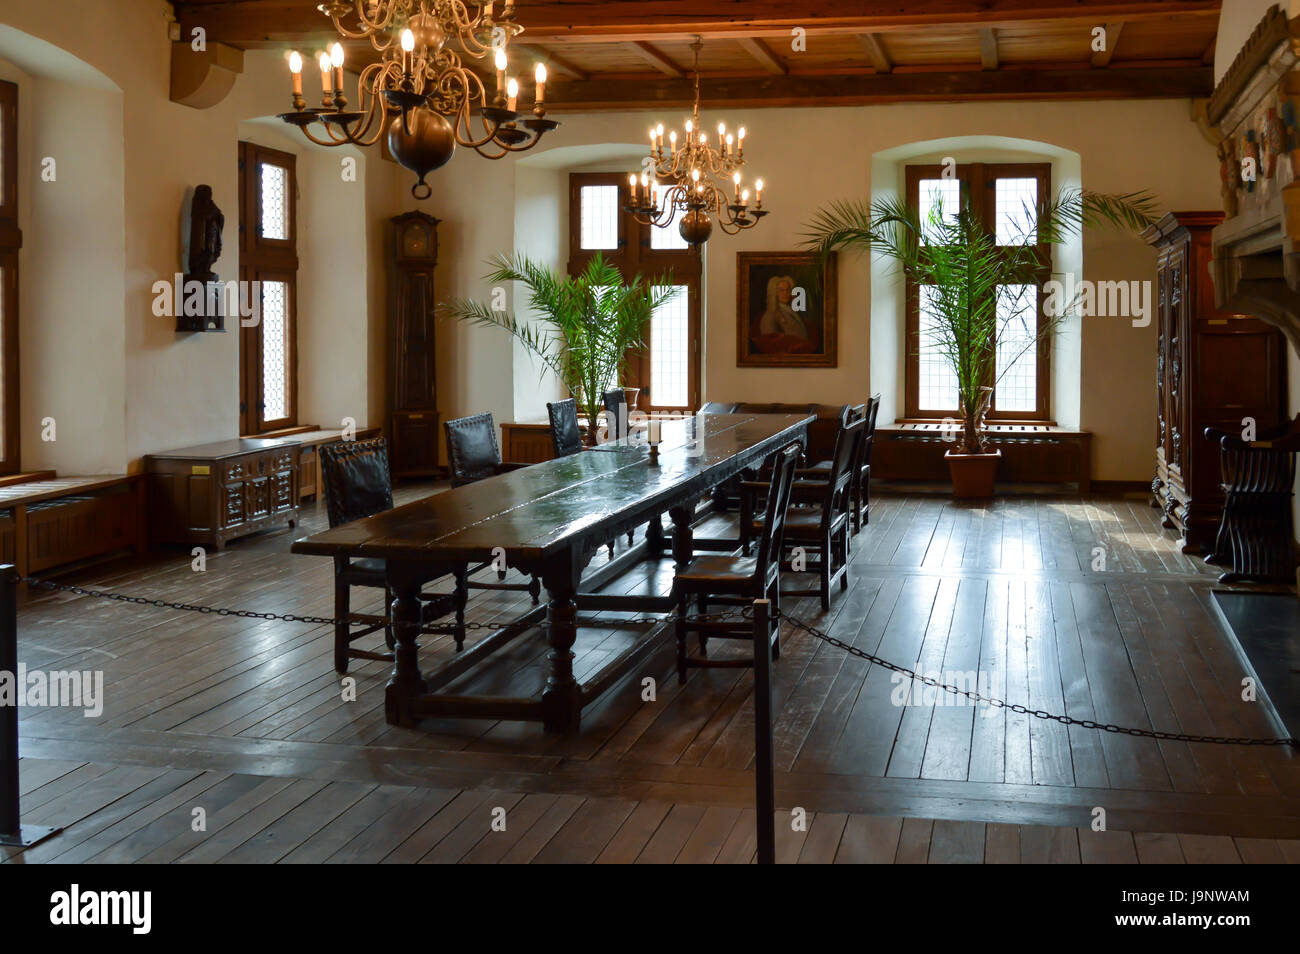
[602,388,630,441]
[320,438,462,673]
[805,395,880,533]
[444,413,542,604]
[547,398,584,458]
[742,417,864,611]
[671,441,802,684]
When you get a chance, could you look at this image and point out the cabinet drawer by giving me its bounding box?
[243,477,271,519]
[221,482,244,528]
[271,471,294,512]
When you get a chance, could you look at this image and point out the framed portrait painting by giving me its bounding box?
[735,251,837,367]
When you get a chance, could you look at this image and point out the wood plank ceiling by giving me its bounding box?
[171,1,1221,109]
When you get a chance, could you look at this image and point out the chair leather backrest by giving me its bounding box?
[755,442,802,578]
[444,412,502,487]
[320,437,393,528]
[862,394,882,469]
[820,417,866,530]
[548,398,583,458]
[602,388,628,440]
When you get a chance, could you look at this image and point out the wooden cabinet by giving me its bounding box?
[146,438,300,549]
[500,421,556,465]
[388,212,441,478]
[1145,211,1288,552]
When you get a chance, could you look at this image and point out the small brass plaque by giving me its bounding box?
[1207,319,1228,325]
[191,465,211,475]
[409,414,423,420]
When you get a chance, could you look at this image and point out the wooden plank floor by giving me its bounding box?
[7,485,1300,863]
[8,759,1300,864]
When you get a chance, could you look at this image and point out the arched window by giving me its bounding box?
[903,161,1052,422]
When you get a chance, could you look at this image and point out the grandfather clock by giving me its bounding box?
[388,211,441,478]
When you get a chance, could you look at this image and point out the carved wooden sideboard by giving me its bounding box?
[146,437,299,549]
[1145,211,1288,552]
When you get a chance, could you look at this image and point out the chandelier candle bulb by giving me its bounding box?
[319,52,332,96]
[330,42,344,96]
[400,29,415,77]
[506,77,518,112]
[534,62,546,105]
[289,51,303,96]
[495,48,507,93]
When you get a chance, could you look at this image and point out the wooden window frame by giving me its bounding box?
[903,161,1052,423]
[567,172,702,413]
[238,141,299,435]
[0,80,21,474]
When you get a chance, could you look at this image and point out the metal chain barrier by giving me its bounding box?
[16,574,1297,747]
[775,610,1300,747]
[16,575,750,631]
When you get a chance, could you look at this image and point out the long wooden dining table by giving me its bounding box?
[291,412,811,732]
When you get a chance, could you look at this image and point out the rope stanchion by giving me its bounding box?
[0,564,61,849]
[752,599,775,865]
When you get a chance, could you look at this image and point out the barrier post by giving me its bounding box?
[0,564,61,848]
[753,598,775,864]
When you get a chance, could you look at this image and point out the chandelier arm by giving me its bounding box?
[297,124,349,148]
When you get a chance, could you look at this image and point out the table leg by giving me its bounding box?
[540,555,581,733]
[646,514,666,557]
[384,565,427,727]
[670,504,695,569]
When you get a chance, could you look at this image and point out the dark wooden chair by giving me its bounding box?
[444,413,542,604]
[743,417,864,611]
[320,438,461,673]
[547,398,584,458]
[672,441,802,683]
[1204,415,1300,584]
[807,394,881,533]
[602,388,629,440]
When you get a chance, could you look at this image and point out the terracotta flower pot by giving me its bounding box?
[945,448,1001,499]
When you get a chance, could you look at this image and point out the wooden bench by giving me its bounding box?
[873,422,1092,492]
[0,475,144,581]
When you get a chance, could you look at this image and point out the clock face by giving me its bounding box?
[403,224,430,258]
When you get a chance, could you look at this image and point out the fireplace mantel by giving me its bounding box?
[1208,3,1300,354]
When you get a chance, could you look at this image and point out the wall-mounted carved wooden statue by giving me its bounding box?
[179,184,226,332]
[186,184,224,282]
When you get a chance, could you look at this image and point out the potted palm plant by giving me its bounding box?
[443,253,676,444]
[802,188,1156,497]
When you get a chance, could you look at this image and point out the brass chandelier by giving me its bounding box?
[624,38,768,245]
[279,1,559,198]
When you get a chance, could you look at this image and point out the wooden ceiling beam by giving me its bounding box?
[172,1,1221,47]
[628,41,686,77]
[856,34,893,74]
[540,66,1213,111]
[1091,22,1126,68]
[736,37,788,75]
[514,44,590,82]
[978,29,999,71]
